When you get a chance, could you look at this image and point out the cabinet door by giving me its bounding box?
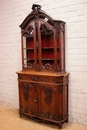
[22,22,37,70]
[39,84,58,121]
[19,82,38,116]
[38,21,56,72]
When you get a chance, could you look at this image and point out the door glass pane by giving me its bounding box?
[23,25,34,69]
[40,24,54,70]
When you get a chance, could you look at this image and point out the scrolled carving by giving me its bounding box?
[56,65,61,72]
[58,85,63,94]
[41,63,54,70]
[63,76,68,83]
[20,82,33,100]
[40,24,53,35]
[23,25,34,37]
[58,114,63,121]
[36,64,40,71]
[30,75,42,82]
[44,87,52,105]
[23,83,30,100]
[27,63,34,69]
[45,112,51,119]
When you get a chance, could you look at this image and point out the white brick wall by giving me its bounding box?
[0,0,87,126]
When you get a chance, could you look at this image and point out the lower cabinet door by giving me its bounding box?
[39,84,59,121]
[19,81,38,116]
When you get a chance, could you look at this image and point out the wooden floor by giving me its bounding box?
[0,105,87,130]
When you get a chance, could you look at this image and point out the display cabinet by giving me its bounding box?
[17,4,69,129]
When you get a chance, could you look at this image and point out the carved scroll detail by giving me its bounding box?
[41,63,54,70]
[44,87,52,105]
[23,83,32,100]
[23,25,34,37]
[30,76,42,82]
[58,86,63,94]
[58,114,63,121]
[40,24,53,35]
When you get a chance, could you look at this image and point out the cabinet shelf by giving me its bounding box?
[24,58,34,61]
[24,48,34,50]
[42,47,54,49]
[42,58,54,60]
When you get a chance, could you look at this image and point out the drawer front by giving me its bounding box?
[18,74,68,84]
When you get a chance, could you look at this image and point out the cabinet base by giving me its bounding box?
[19,113,68,129]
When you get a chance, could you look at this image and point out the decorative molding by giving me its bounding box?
[58,85,63,94]
[30,75,42,82]
[40,24,53,35]
[44,87,52,105]
[54,23,60,39]
[23,83,30,100]
[27,63,34,69]
[58,114,63,121]
[18,75,22,79]
[32,4,41,12]
[23,25,34,37]
[42,63,54,70]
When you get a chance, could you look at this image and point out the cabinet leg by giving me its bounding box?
[65,118,68,123]
[19,113,22,117]
[58,123,62,129]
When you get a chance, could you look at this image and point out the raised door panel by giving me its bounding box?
[19,82,38,116]
[39,84,58,121]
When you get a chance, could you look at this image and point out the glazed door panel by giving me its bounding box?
[39,84,58,121]
[19,82,38,116]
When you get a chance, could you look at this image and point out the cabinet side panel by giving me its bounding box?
[58,85,63,121]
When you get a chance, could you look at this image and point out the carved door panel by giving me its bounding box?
[39,84,59,121]
[19,82,38,116]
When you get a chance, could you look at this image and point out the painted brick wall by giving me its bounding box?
[0,0,87,125]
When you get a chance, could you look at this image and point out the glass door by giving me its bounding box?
[39,22,55,71]
[22,22,36,70]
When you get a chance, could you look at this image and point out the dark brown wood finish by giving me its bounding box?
[17,4,69,129]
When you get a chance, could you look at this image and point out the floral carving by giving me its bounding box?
[40,24,53,35]
[41,63,54,70]
[44,87,52,105]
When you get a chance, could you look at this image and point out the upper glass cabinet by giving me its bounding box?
[20,4,65,73]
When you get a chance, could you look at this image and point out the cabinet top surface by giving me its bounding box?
[16,70,69,77]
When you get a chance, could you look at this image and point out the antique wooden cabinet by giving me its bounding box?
[17,4,69,129]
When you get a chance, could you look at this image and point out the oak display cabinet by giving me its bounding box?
[17,4,69,129]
